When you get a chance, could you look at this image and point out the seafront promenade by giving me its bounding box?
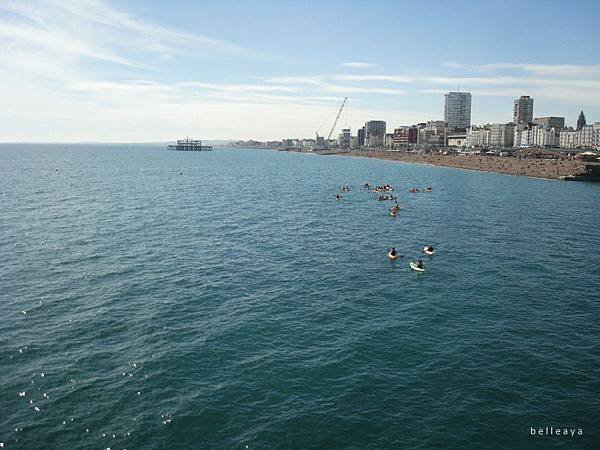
[337,151,591,180]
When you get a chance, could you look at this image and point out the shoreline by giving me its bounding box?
[335,151,592,180]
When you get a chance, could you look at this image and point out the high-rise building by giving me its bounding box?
[577,110,586,130]
[444,92,472,128]
[315,135,325,150]
[338,128,351,149]
[513,96,534,124]
[357,127,365,147]
[364,120,386,147]
[533,116,565,129]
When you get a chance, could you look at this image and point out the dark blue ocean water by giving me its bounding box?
[1,145,599,449]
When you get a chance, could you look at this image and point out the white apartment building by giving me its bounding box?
[489,123,515,147]
[466,127,490,147]
[514,126,534,147]
[532,125,558,147]
[559,123,600,148]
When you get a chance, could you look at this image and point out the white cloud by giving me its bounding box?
[333,74,415,83]
[0,0,274,69]
[342,62,376,68]
[424,75,600,91]
[479,63,600,77]
[264,75,406,95]
[444,61,600,77]
[266,76,326,86]
[0,21,136,66]
[0,74,421,141]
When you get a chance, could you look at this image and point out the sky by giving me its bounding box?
[0,0,599,142]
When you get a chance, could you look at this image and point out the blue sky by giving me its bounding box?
[0,0,599,141]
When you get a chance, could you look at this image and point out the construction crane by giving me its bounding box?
[327,97,348,140]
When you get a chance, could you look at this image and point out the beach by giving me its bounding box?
[337,151,590,180]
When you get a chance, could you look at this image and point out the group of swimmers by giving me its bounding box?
[336,186,351,200]
[370,184,394,193]
[334,181,436,271]
[388,244,436,269]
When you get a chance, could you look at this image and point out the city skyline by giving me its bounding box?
[0,0,599,142]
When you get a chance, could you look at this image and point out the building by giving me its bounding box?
[577,110,586,130]
[532,125,558,148]
[444,92,472,128]
[338,128,351,149]
[578,124,596,147]
[302,139,315,151]
[364,120,386,147]
[514,124,534,147]
[315,135,326,150]
[533,116,564,130]
[357,127,365,147]
[392,126,418,146]
[447,133,468,147]
[466,126,490,147]
[513,96,534,124]
[426,120,446,129]
[559,123,600,148]
[559,129,577,149]
[489,123,515,147]
[418,129,444,146]
[384,133,395,149]
[417,121,446,146]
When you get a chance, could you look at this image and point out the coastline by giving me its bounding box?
[335,151,591,180]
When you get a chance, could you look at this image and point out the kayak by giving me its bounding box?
[410,262,425,272]
[388,252,398,260]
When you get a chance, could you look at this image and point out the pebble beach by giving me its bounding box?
[338,151,589,180]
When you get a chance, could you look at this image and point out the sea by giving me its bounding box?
[1,145,599,449]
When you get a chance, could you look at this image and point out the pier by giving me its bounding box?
[168,138,213,151]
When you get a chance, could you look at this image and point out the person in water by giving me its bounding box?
[335,194,341,200]
[390,247,397,257]
[417,259,424,269]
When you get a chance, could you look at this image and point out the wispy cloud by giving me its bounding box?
[0,20,136,66]
[266,76,326,86]
[444,61,600,77]
[333,74,415,83]
[425,75,600,90]
[265,75,406,95]
[0,0,275,72]
[342,62,376,68]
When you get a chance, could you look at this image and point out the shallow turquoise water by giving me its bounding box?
[1,145,599,449]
